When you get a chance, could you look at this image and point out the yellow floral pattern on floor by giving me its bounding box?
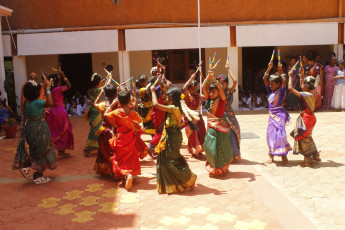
[37,183,121,223]
[37,183,269,228]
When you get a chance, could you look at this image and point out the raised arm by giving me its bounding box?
[202,70,214,100]
[212,74,226,101]
[44,79,54,107]
[288,70,301,98]
[58,71,71,89]
[226,64,237,92]
[263,61,274,87]
[150,85,170,112]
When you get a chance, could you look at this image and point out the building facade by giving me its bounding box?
[1,0,345,110]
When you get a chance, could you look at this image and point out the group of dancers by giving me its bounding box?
[11,52,319,192]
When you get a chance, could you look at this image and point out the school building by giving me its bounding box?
[1,0,345,111]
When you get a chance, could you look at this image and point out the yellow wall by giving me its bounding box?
[205,48,228,77]
[129,51,152,80]
[25,54,59,82]
[91,52,120,83]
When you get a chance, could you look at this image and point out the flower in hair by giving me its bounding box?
[91,73,98,82]
[28,79,38,86]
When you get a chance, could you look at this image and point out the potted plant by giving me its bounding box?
[2,117,18,138]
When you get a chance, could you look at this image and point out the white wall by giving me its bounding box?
[17,30,118,56]
[13,56,27,109]
[237,23,338,47]
[0,18,6,98]
[126,26,230,51]
[2,35,11,57]
[91,52,120,83]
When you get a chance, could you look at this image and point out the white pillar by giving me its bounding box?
[13,56,27,111]
[0,18,6,99]
[333,44,344,60]
[227,47,242,111]
[118,51,130,83]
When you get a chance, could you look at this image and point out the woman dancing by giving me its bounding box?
[45,71,74,156]
[289,68,320,167]
[13,79,57,184]
[202,69,234,177]
[182,73,206,158]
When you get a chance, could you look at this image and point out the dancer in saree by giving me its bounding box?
[104,90,142,190]
[182,74,206,158]
[202,69,234,177]
[150,85,197,194]
[137,87,156,135]
[84,73,104,157]
[93,84,118,176]
[263,61,292,165]
[286,57,300,111]
[307,55,324,110]
[13,79,57,184]
[217,64,241,161]
[148,65,169,157]
[288,68,320,167]
[45,72,74,156]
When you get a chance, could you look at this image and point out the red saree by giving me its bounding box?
[105,109,142,179]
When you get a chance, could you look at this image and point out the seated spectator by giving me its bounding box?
[69,99,78,116]
[77,97,87,116]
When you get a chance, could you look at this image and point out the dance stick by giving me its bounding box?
[40,69,47,81]
[212,59,221,69]
[154,75,162,86]
[226,56,229,66]
[299,56,303,69]
[270,49,275,62]
[131,77,135,88]
[212,52,216,65]
[194,61,204,75]
[121,78,132,85]
[48,66,58,72]
[278,49,281,63]
[291,60,299,71]
[153,58,161,65]
[58,63,61,71]
[209,57,212,69]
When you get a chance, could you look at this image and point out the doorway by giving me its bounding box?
[59,53,93,99]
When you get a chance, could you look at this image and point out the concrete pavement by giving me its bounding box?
[0,111,344,230]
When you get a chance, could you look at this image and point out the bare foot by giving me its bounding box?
[281,156,288,165]
[265,157,274,164]
[125,174,133,191]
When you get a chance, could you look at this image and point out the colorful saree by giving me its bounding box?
[224,89,241,157]
[93,102,114,176]
[266,86,292,156]
[13,100,57,172]
[104,108,141,179]
[149,86,166,152]
[84,87,103,150]
[309,65,323,110]
[138,88,155,135]
[286,67,300,111]
[184,93,206,156]
[156,105,197,194]
[205,98,233,176]
[323,65,338,109]
[291,92,318,161]
[45,86,74,152]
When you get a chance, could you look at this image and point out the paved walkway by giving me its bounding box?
[0,111,344,230]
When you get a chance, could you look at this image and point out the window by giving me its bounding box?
[152,49,205,83]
